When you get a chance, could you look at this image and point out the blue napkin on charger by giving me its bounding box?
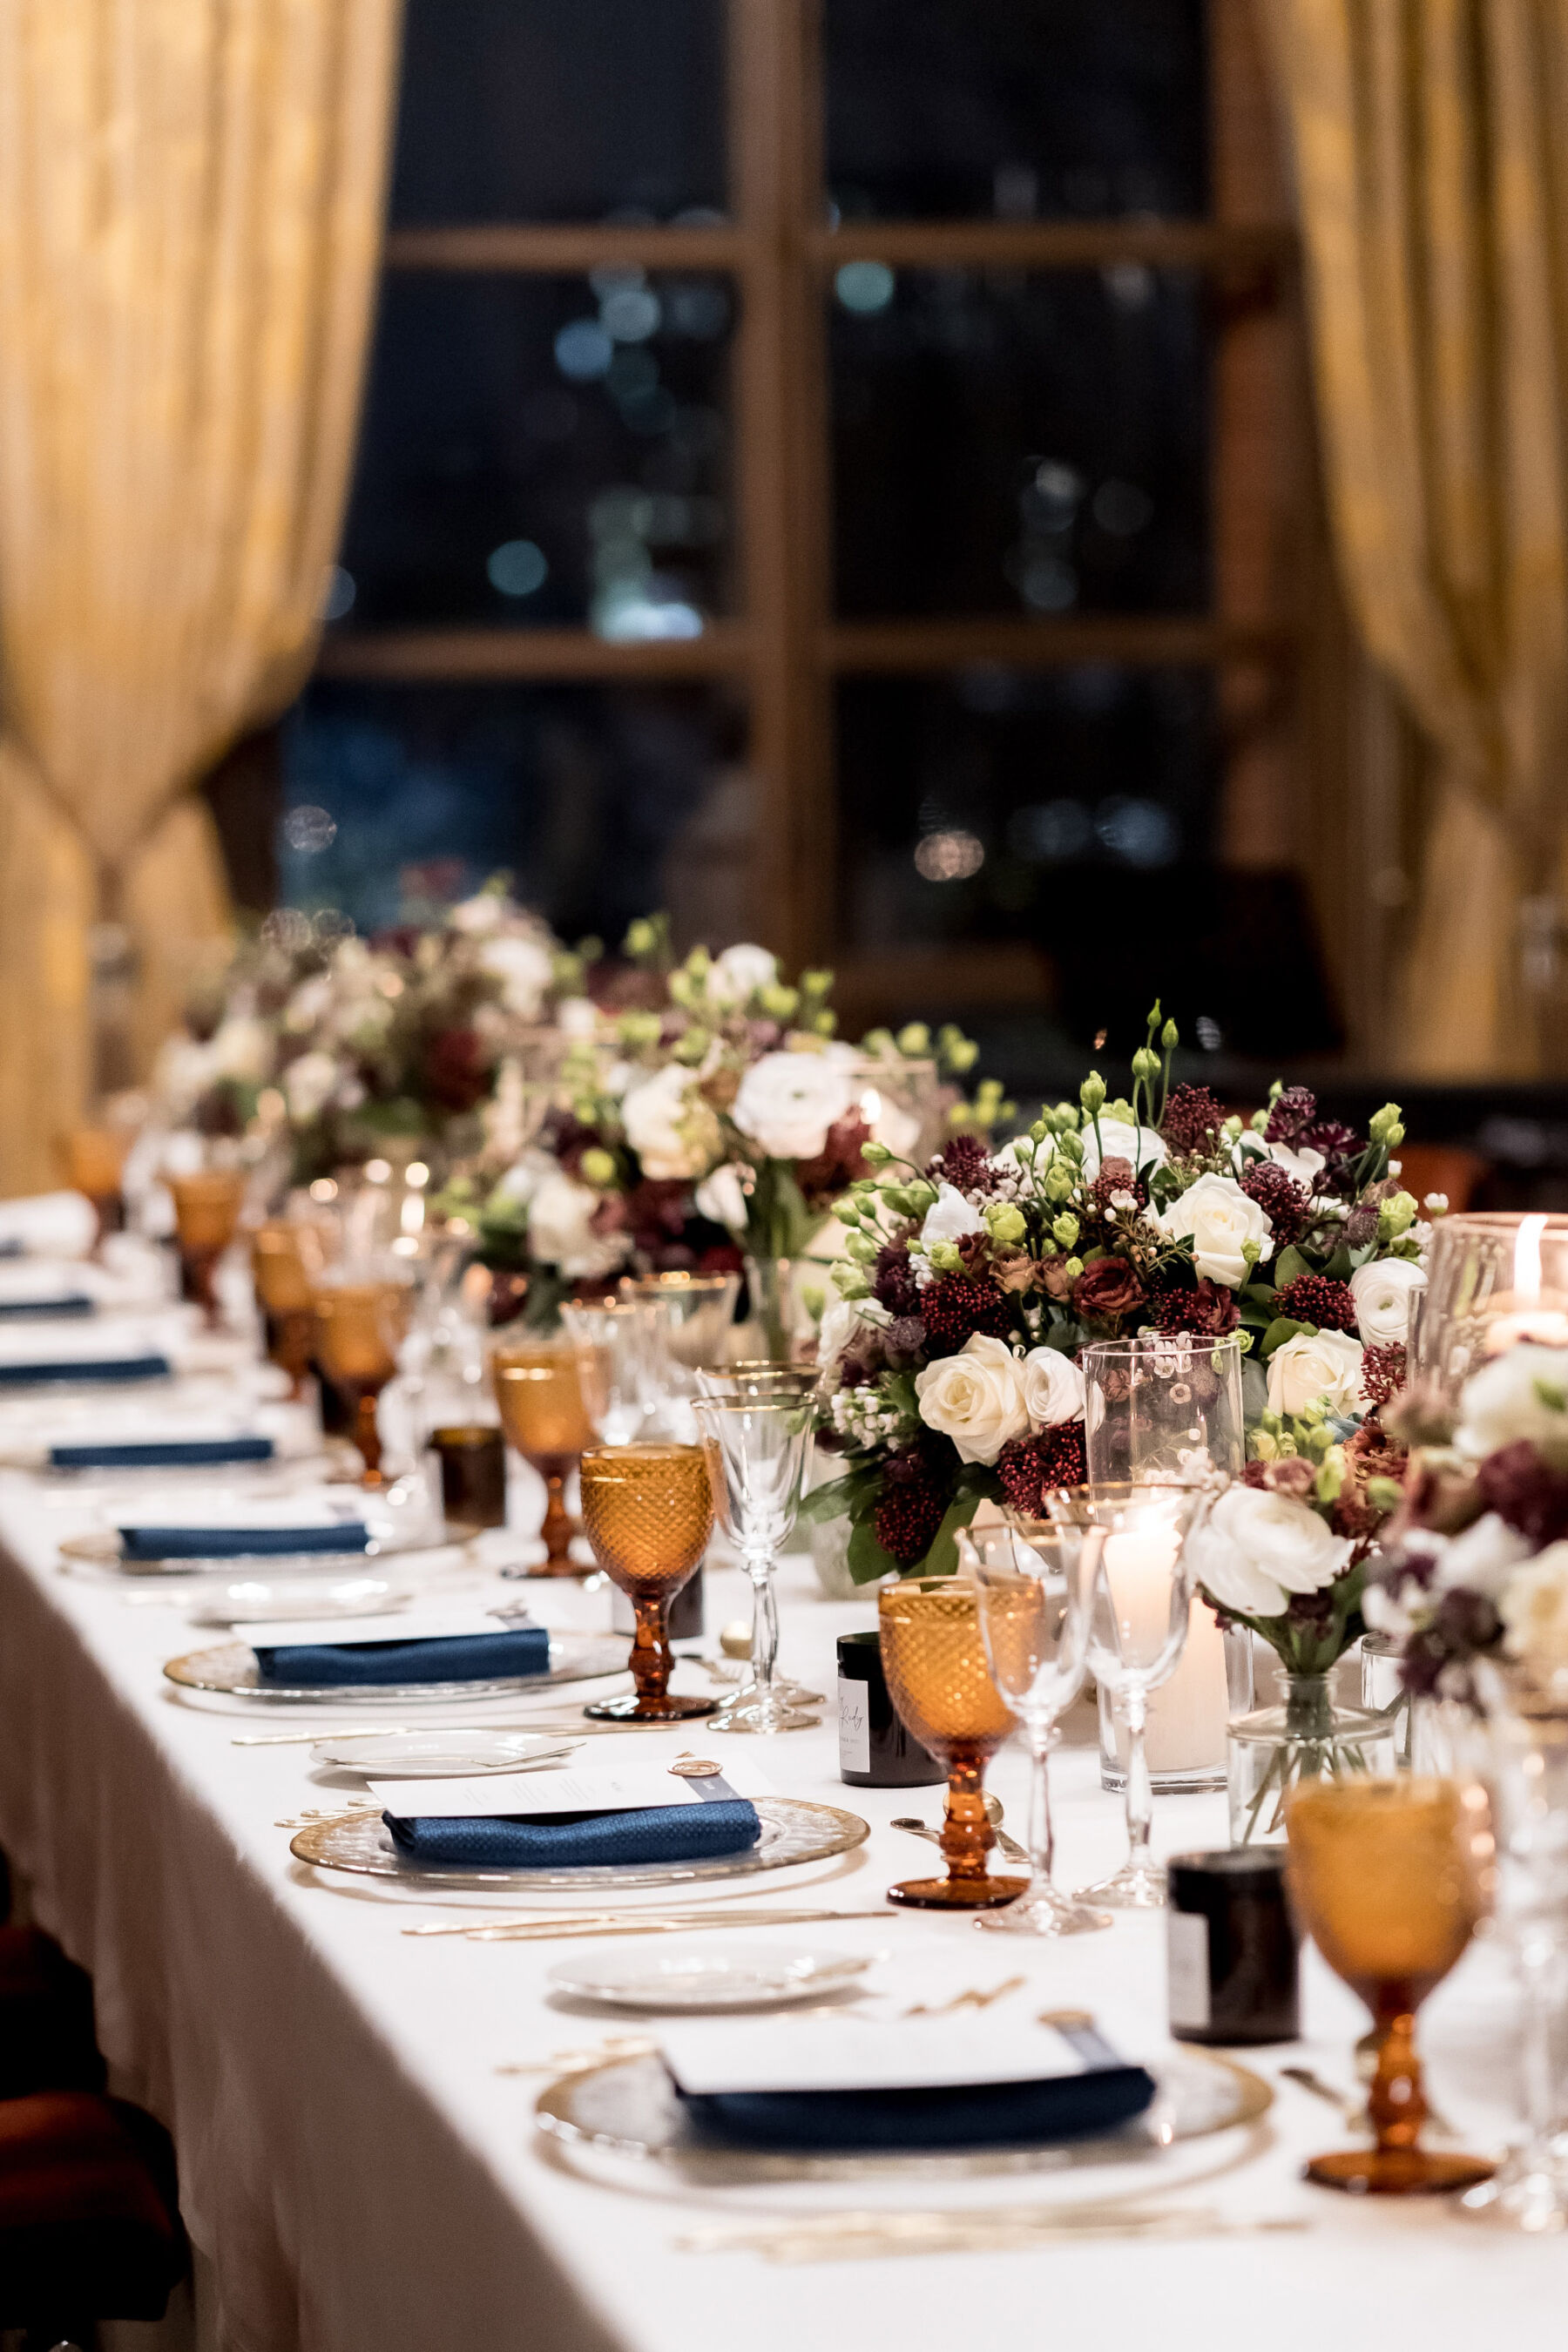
[253,1625,551,1688]
[0,1353,169,1387]
[52,1436,276,1470]
[676,2060,1157,2153]
[0,1294,95,1320]
[120,1520,368,1562]
[0,1240,23,1260]
[384,1798,761,1869]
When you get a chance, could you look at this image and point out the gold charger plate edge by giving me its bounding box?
[288,1798,871,1877]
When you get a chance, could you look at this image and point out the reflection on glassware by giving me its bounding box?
[1416,1213,1568,1400]
[693,1396,817,1733]
[693,1360,818,1400]
[578,1443,718,1722]
[627,1272,740,1437]
[492,1340,595,1575]
[562,1299,658,1444]
[742,1254,823,1364]
[168,1170,247,1328]
[1048,1483,1207,1908]
[1081,1333,1245,1486]
[963,1519,1109,1936]
[877,1578,1029,1909]
[62,1125,133,1253]
[252,1221,322,1398]
[1284,1776,1496,2194]
[313,1275,413,1487]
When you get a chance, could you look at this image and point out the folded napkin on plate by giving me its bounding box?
[0,1293,95,1320]
[52,1435,275,1470]
[0,1352,169,1387]
[383,1798,760,1869]
[120,1519,368,1561]
[253,1626,551,1687]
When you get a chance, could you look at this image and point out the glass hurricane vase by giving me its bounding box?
[1228,1671,1397,1848]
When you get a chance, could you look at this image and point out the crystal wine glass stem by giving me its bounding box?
[745,1546,780,1701]
[1120,1687,1153,1876]
[1517,1925,1559,2166]
[1026,1724,1058,1890]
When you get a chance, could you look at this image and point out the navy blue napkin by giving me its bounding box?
[675,2061,1157,2153]
[384,1798,761,1869]
[253,1625,551,1687]
[120,1520,368,1562]
[51,1436,275,1470]
[0,1240,23,1260]
[0,1354,169,1387]
[0,1294,94,1320]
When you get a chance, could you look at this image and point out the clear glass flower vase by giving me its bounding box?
[1227,1672,1396,1847]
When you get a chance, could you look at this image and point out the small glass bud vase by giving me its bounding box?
[1227,1670,1396,1847]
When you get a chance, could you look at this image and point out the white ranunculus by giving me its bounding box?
[693,1162,749,1233]
[1266,1328,1365,1418]
[1455,1341,1568,1461]
[1019,1346,1085,1429]
[490,1147,553,1207]
[449,892,505,934]
[1157,1171,1272,1288]
[1430,1511,1533,1601]
[621,1064,722,1181]
[1499,1542,1568,1674]
[1266,1139,1326,1190]
[1080,1118,1166,1180]
[1193,1484,1349,1619]
[817,1293,892,1369]
[479,933,555,1018]
[280,1050,341,1124]
[208,1017,273,1085]
[1349,1255,1427,1347]
[732,1051,855,1161]
[919,1182,986,1250]
[526,1170,629,1281]
[705,943,779,1011]
[914,1332,1031,1465]
[557,996,599,1040]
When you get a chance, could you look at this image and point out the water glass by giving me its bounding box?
[693,1394,816,1732]
[562,1298,659,1445]
[1082,1332,1245,1486]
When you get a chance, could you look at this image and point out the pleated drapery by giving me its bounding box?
[0,0,402,1190]
[1268,0,1568,1076]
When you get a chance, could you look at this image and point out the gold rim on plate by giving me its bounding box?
[163,1633,630,1701]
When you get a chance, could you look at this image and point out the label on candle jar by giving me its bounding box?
[1166,1909,1211,2031]
[838,1676,870,1776]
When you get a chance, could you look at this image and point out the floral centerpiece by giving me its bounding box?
[156,886,579,1184]
[808,1000,1430,1586]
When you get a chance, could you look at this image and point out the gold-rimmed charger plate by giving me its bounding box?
[290,1797,868,1890]
[534,2047,1272,2186]
[165,1631,628,1702]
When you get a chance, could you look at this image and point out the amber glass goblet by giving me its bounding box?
[1285,1777,1497,2195]
[578,1443,719,1722]
[878,1578,1030,1909]
[251,1221,319,1398]
[63,1126,132,1252]
[313,1278,411,1486]
[168,1171,247,1328]
[493,1342,595,1576]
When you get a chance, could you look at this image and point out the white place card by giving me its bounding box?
[368,1753,776,1819]
[659,2015,1092,2098]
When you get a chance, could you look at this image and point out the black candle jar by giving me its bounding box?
[1166,1848,1301,2046]
[837,1630,945,1788]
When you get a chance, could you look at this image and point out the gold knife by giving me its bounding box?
[403,1905,896,1940]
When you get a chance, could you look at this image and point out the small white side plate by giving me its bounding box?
[188,1576,410,1628]
[309,1729,579,1776]
[546,1944,874,2014]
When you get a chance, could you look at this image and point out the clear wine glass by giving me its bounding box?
[1048,1482,1209,1908]
[962,1518,1111,1936]
[561,1298,659,1445]
[692,1393,817,1732]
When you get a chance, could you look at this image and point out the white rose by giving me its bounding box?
[449,892,505,934]
[705,943,779,1010]
[1080,1118,1166,1180]
[280,1050,341,1123]
[694,1162,749,1232]
[732,1051,855,1161]
[1019,1346,1085,1429]
[1265,1139,1326,1190]
[526,1170,629,1281]
[1349,1256,1427,1347]
[1455,1342,1568,1460]
[914,1332,1031,1465]
[491,1146,553,1208]
[1431,1512,1533,1601]
[208,1017,273,1085]
[1266,1328,1365,1418]
[919,1182,985,1250]
[558,997,598,1040]
[1193,1484,1349,1619]
[479,934,555,1018]
[620,1064,722,1181]
[1157,1171,1272,1287]
[818,1293,892,1369]
[1499,1542,1568,1673]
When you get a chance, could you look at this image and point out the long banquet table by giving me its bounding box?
[0,1463,1564,2350]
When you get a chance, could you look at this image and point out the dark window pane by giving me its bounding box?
[337,274,734,632]
[391,0,727,225]
[831,269,1207,618]
[280,682,745,943]
[825,0,1206,221]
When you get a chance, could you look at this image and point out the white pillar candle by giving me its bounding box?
[1100,1528,1229,1776]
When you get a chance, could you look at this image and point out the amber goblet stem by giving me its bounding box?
[182,1247,223,1332]
[537,1466,580,1575]
[629,1592,677,1708]
[265,1309,316,1402]
[1368,1990,1429,2160]
[350,1389,387,1487]
[941,1749,1001,1883]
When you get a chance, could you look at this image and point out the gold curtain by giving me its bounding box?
[1267,0,1568,1076]
[0,0,402,1191]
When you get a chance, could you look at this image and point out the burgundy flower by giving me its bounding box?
[1302,1119,1362,1194]
[872,1242,922,1319]
[873,1447,949,1566]
[1089,1156,1146,1216]
[422,1027,493,1113]
[1273,1274,1358,1335]
[925,1134,1002,1194]
[1161,1085,1225,1155]
[1477,1440,1568,1547]
[1359,1342,1408,1412]
[1239,1159,1312,1248]
[996,1424,1087,1517]
[1071,1255,1146,1323]
[883,1315,927,1363]
[794,1113,871,1207]
[1148,1277,1240,1338]
[1264,1086,1317,1146]
[920,1274,1017,1357]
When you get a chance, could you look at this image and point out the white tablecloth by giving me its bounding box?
[0,1468,1564,2349]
